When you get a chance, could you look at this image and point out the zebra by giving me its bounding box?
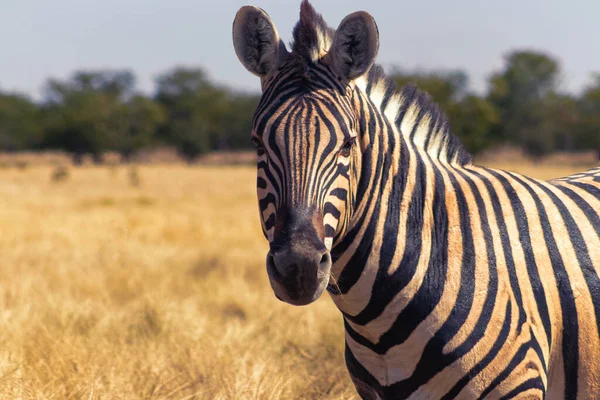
[232,1,600,399]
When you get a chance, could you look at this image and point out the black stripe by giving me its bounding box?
[477,340,534,399]
[264,214,275,231]
[333,97,386,293]
[345,162,449,354]
[522,175,600,370]
[380,81,396,112]
[569,181,600,200]
[344,145,420,325]
[470,170,528,335]
[379,163,477,394]
[485,170,552,344]
[501,173,579,400]
[323,202,341,220]
[262,98,302,196]
[498,377,545,400]
[330,188,347,202]
[556,184,600,239]
[408,101,428,141]
[441,301,512,399]
[257,177,267,190]
[344,340,381,398]
[375,161,448,351]
[324,225,335,238]
[258,193,276,213]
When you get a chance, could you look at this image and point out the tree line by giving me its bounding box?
[0,49,599,163]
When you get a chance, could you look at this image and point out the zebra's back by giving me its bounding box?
[465,164,600,400]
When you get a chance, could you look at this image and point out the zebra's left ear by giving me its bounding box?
[327,11,379,81]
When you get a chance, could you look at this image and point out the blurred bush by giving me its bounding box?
[0,50,599,162]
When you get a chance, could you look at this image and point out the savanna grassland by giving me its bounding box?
[0,158,596,399]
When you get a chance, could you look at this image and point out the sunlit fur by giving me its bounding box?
[246,2,600,399]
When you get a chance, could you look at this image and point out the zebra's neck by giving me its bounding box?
[329,80,464,343]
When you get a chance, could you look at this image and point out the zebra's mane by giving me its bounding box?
[359,67,473,166]
[291,0,335,63]
[290,0,472,166]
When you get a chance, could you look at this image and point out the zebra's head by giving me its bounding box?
[233,1,379,305]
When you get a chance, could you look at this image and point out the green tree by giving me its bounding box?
[41,70,155,163]
[0,92,43,151]
[42,89,116,163]
[488,50,562,158]
[220,93,260,150]
[155,67,230,161]
[577,74,600,159]
[108,95,167,161]
[449,95,499,155]
[45,70,136,102]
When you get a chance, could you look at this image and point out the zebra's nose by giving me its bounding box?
[266,246,332,305]
[271,248,331,279]
[267,206,332,305]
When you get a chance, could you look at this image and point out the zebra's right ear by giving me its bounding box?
[232,6,287,78]
[327,11,379,81]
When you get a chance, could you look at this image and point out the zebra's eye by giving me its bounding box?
[339,138,356,158]
[251,137,266,156]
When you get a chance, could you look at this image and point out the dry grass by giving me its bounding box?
[0,159,596,399]
[0,166,352,399]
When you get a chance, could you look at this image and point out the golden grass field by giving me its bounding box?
[0,158,596,399]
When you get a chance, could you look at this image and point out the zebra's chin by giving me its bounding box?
[266,252,332,306]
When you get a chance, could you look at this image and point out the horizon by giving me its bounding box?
[2,0,599,99]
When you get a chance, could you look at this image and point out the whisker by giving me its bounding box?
[328,271,344,300]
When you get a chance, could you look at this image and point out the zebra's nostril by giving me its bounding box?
[320,254,328,265]
[319,252,332,269]
[271,254,287,276]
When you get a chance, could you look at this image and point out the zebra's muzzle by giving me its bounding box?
[266,248,332,306]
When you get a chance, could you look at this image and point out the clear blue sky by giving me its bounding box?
[1,0,599,99]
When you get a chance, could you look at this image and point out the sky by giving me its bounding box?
[1,0,599,99]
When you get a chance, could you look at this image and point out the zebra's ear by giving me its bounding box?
[232,6,287,78]
[327,11,379,81]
